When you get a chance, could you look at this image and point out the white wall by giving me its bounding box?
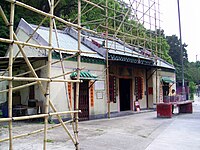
[49,59,106,117]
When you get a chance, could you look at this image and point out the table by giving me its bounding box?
[157,100,193,118]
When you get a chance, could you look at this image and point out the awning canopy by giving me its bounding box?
[161,77,174,83]
[70,71,97,80]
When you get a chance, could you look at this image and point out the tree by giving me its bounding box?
[166,35,189,81]
[0,0,172,65]
[166,35,188,64]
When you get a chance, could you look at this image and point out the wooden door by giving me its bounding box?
[119,79,131,111]
[74,81,89,121]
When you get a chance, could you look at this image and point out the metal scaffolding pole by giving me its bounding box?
[177,0,185,95]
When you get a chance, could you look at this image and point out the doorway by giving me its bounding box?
[119,79,131,111]
[163,83,169,97]
[74,81,89,121]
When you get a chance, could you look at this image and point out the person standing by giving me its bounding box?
[169,89,176,114]
[169,89,176,96]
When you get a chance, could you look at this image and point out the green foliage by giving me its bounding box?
[166,35,189,80]
[165,34,200,84]
[166,35,188,64]
[186,61,200,84]
[0,0,172,65]
[1,0,199,93]
[158,35,173,64]
[189,81,196,94]
[0,6,9,56]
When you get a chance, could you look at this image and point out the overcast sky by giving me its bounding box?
[160,0,200,62]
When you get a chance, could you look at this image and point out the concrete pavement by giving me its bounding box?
[146,96,200,150]
[1,96,200,150]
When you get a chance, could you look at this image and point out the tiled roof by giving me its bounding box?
[88,36,152,60]
[18,19,104,59]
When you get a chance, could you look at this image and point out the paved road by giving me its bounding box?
[146,96,200,150]
[1,96,200,150]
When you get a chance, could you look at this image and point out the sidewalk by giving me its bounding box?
[146,95,200,150]
[1,96,200,149]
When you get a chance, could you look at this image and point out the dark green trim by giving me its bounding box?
[70,71,97,80]
[52,52,105,65]
[161,77,174,83]
[108,53,153,66]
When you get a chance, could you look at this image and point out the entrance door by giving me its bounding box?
[74,81,89,121]
[163,83,169,96]
[119,79,131,111]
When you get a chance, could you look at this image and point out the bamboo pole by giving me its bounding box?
[52,68,81,80]
[0,35,159,57]
[99,25,138,40]
[50,69,81,79]
[158,0,161,57]
[82,0,104,10]
[8,2,15,149]
[0,37,95,54]
[15,53,79,78]
[0,6,44,76]
[109,8,130,50]
[0,0,100,148]
[142,0,146,50]
[14,65,49,77]
[0,76,80,83]
[53,19,73,114]
[73,0,104,23]
[103,47,151,59]
[148,0,153,56]
[7,20,77,145]
[53,18,82,146]
[52,11,79,148]
[5,0,97,34]
[0,119,73,143]
[48,100,76,144]
[0,0,162,149]
[0,6,96,55]
[82,18,105,25]
[105,0,110,119]
[0,82,37,93]
[43,0,53,149]
[93,32,160,47]
[73,1,82,149]
[0,110,80,122]
[114,9,130,37]
[0,3,68,78]
[101,3,127,15]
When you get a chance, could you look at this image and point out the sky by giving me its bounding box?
[160,0,200,62]
[123,0,200,62]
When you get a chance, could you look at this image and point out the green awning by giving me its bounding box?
[70,71,97,80]
[161,77,174,83]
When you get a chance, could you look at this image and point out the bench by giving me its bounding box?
[157,100,193,118]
